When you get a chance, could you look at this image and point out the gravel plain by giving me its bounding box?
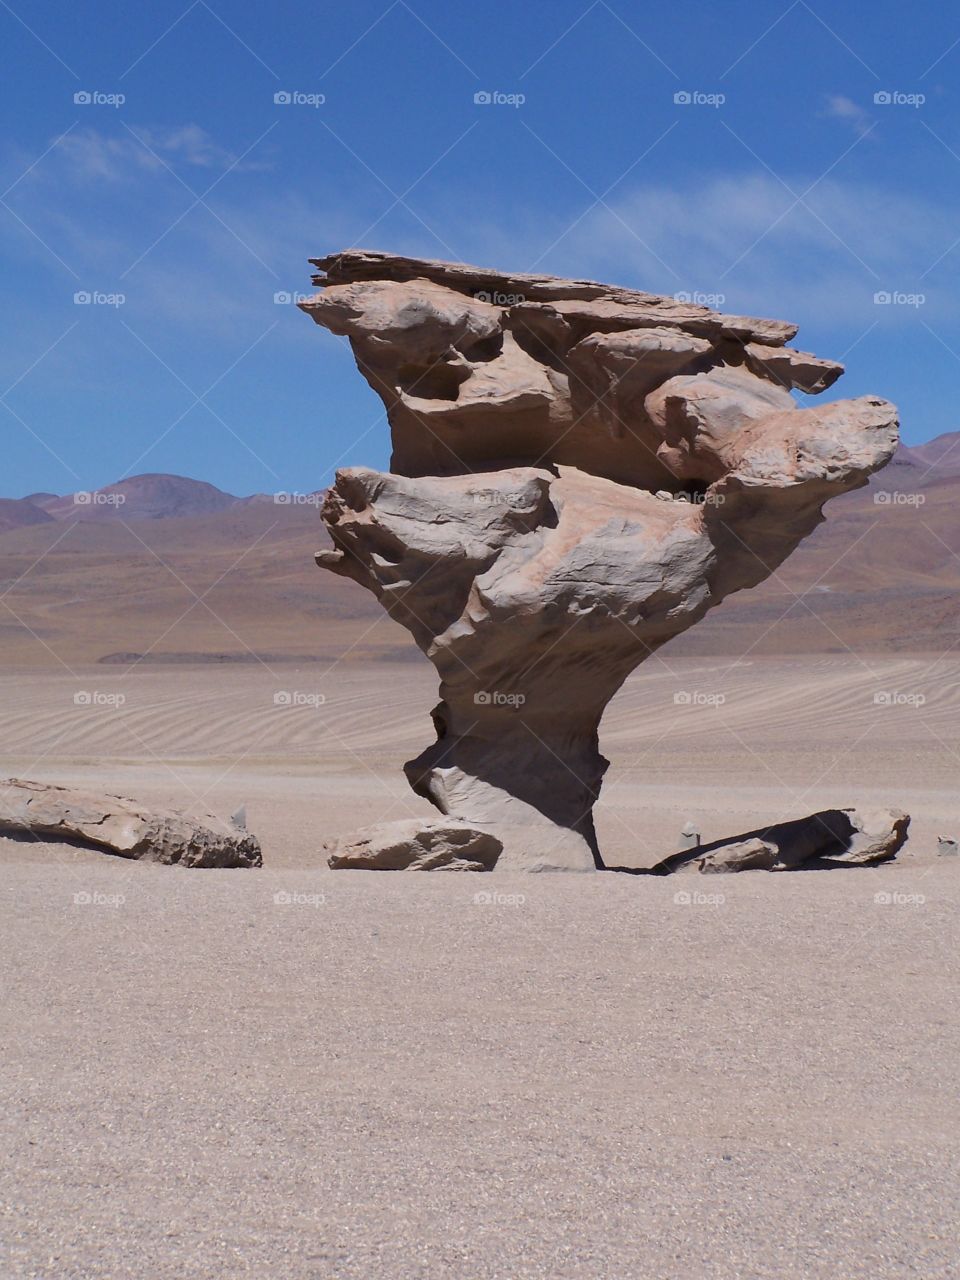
[2,659,958,1278]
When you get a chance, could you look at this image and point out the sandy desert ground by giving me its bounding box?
[2,656,959,1278]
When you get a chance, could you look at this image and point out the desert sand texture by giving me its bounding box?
[2,656,959,1279]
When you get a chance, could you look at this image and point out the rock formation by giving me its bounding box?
[300,251,899,872]
[646,808,910,874]
[0,778,262,867]
[326,820,502,871]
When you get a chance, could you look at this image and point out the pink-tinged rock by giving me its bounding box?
[567,327,713,438]
[299,279,501,365]
[307,249,799,344]
[647,365,796,483]
[300,251,899,871]
[744,342,844,394]
[509,298,797,348]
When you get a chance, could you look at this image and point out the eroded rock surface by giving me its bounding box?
[655,808,910,874]
[301,251,899,871]
[0,778,262,868]
[326,820,502,871]
[696,838,779,874]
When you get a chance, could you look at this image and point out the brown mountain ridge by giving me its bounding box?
[0,440,957,666]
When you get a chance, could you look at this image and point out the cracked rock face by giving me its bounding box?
[325,820,502,872]
[300,251,899,872]
[0,778,262,868]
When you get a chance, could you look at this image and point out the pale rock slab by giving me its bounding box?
[743,341,844,394]
[655,808,910,874]
[326,819,502,871]
[0,777,262,868]
[697,839,779,874]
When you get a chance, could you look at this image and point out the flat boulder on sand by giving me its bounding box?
[657,807,910,874]
[0,777,262,868]
[327,819,502,871]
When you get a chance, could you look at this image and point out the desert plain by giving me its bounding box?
[9,0,960,1267]
[1,387,959,1279]
[2,637,959,1277]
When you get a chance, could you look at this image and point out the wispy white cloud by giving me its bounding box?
[52,124,273,184]
[496,173,956,330]
[141,123,274,171]
[822,94,874,138]
[2,125,955,382]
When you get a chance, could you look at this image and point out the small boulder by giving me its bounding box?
[679,821,701,851]
[698,838,778,874]
[326,819,502,871]
[823,808,910,865]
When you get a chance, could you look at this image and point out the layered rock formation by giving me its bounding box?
[648,808,910,874]
[0,778,262,867]
[300,251,898,871]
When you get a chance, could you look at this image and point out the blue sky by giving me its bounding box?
[2,0,958,497]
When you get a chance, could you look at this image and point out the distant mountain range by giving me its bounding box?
[0,473,321,528]
[4,431,958,524]
[0,435,957,665]
[0,498,58,535]
[872,432,960,490]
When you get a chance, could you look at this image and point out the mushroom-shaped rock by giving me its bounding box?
[300,252,899,871]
